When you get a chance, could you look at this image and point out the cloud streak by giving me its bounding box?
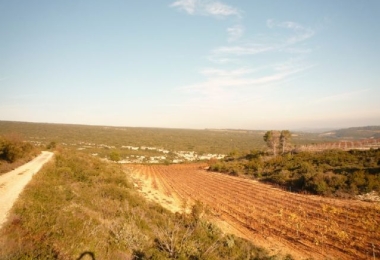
[212,44,274,56]
[267,19,315,45]
[227,25,244,42]
[210,19,315,60]
[170,0,241,18]
[171,66,308,112]
[314,88,371,103]
[183,62,310,93]
[200,67,257,77]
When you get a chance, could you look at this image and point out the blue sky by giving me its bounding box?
[1,0,379,130]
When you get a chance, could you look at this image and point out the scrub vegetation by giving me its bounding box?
[209,148,380,197]
[209,130,380,197]
[0,134,40,174]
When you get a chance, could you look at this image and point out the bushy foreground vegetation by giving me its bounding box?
[209,149,380,196]
[0,134,40,174]
[0,149,287,260]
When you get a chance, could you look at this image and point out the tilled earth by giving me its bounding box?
[127,163,380,260]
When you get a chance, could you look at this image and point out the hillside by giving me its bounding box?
[0,120,328,155]
[0,149,284,259]
[319,126,380,139]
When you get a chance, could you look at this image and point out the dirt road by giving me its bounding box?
[0,151,54,228]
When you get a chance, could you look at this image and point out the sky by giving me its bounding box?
[1,0,379,130]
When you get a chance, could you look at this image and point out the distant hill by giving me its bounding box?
[0,121,333,154]
[319,126,380,139]
[292,127,337,133]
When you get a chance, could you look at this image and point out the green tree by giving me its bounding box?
[46,141,57,150]
[280,130,292,154]
[109,151,121,162]
[263,130,280,156]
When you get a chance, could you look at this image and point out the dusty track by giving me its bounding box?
[127,163,380,260]
[0,151,54,228]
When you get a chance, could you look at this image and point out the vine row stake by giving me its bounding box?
[373,243,376,260]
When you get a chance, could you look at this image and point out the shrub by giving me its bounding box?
[109,151,121,162]
[0,134,40,173]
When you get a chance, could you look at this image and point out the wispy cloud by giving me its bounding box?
[267,19,315,44]
[194,71,288,89]
[200,67,257,77]
[212,44,274,56]
[273,57,314,72]
[172,64,310,111]
[170,0,241,18]
[205,1,240,16]
[207,56,240,64]
[227,25,244,42]
[183,62,310,93]
[170,0,197,14]
[210,19,315,61]
[282,47,312,54]
[314,88,371,103]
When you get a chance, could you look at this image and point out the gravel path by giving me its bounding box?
[0,151,54,228]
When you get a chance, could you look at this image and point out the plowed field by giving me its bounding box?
[126,163,380,260]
